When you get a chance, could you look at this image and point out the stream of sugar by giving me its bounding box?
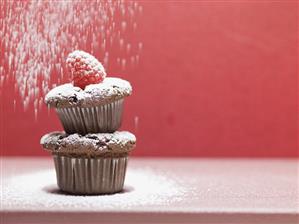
[0,0,143,115]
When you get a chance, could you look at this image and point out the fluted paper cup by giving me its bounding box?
[53,154,128,195]
[56,99,123,134]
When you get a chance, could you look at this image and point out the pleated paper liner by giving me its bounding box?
[53,154,128,195]
[56,99,124,135]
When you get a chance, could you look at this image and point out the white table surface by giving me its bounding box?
[1,157,298,224]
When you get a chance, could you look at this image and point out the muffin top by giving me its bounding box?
[45,77,132,108]
[41,131,136,157]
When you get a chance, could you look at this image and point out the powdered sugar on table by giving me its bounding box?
[3,167,186,211]
[2,158,298,223]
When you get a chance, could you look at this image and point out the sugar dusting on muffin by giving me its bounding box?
[45,77,132,108]
[41,131,136,157]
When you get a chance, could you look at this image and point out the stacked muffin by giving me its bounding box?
[40,50,136,195]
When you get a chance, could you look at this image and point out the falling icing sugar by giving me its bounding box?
[134,115,139,132]
[0,0,143,113]
[3,168,186,211]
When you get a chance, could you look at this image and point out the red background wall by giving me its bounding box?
[1,1,298,157]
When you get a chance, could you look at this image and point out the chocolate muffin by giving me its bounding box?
[41,131,136,194]
[45,77,132,134]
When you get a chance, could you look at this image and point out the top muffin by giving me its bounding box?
[45,77,132,108]
[45,50,132,109]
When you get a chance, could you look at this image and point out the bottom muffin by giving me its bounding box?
[40,131,136,195]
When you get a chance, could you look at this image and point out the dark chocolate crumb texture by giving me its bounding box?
[41,131,136,157]
[45,77,132,108]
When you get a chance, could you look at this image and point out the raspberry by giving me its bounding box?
[66,50,106,89]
